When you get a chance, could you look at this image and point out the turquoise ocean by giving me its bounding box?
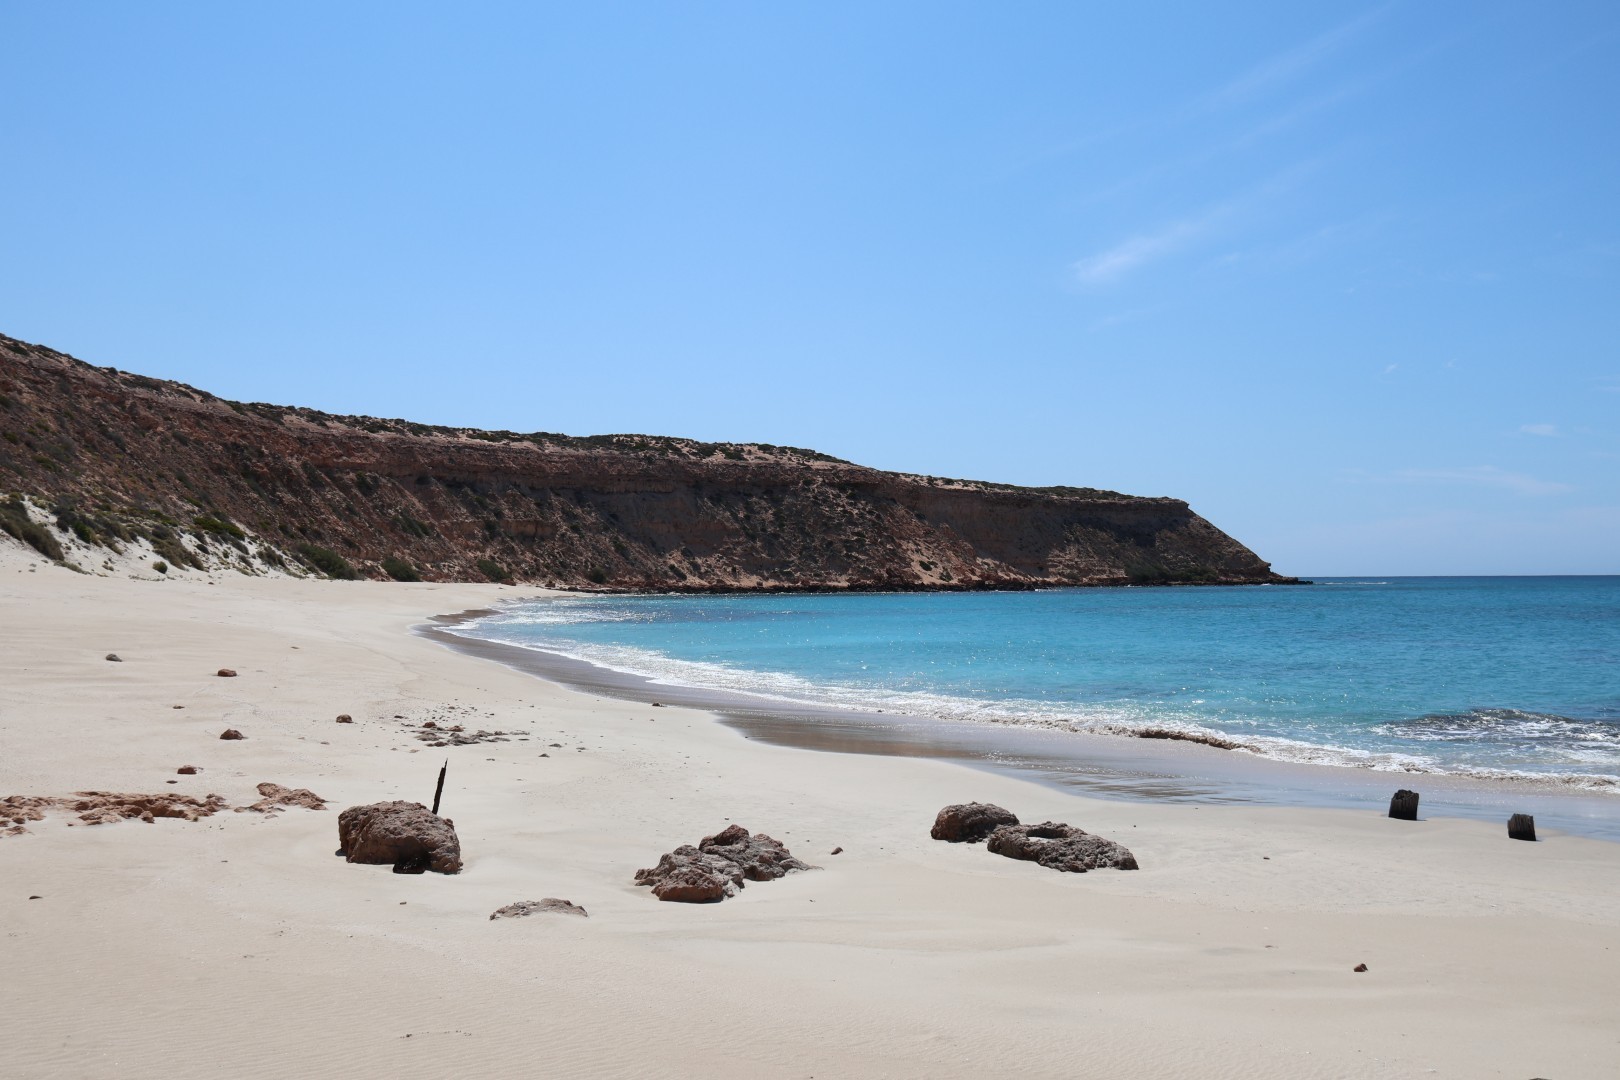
[455,578,1620,791]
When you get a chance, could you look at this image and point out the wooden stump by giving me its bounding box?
[431,760,447,816]
[1388,789,1419,820]
[1508,813,1536,842]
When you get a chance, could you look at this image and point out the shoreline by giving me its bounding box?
[424,604,1620,843]
[7,550,1620,1078]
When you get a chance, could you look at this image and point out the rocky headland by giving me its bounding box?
[0,332,1296,589]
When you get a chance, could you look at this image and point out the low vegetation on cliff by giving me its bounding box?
[0,332,1294,589]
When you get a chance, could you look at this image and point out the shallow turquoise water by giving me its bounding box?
[459,578,1620,788]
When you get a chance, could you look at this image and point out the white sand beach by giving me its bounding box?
[4,544,1619,1080]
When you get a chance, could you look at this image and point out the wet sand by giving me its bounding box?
[424,611,1620,841]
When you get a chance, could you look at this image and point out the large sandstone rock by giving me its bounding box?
[930,802,1019,843]
[985,822,1138,873]
[634,824,814,903]
[337,800,461,874]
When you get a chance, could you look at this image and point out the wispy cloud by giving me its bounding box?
[1072,216,1215,285]
[1200,5,1391,113]
[1341,466,1573,496]
[1071,162,1319,286]
[1518,423,1560,437]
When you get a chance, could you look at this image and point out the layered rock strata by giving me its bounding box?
[0,332,1297,590]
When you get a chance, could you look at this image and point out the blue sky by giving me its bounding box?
[3,2,1616,575]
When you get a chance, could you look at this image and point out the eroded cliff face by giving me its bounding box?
[0,333,1295,589]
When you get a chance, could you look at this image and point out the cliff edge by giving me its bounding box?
[0,333,1296,589]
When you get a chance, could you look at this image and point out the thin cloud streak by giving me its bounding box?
[1072,216,1213,285]
[1518,424,1560,437]
[1071,161,1319,286]
[1199,5,1391,113]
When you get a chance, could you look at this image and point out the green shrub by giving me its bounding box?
[0,498,63,561]
[193,514,246,540]
[476,558,509,583]
[395,513,434,538]
[152,560,168,574]
[296,543,359,580]
[585,567,608,584]
[380,556,421,582]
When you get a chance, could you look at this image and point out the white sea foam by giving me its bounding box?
[450,616,1620,794]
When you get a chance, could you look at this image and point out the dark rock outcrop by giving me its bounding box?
[176,765,199,774]
[0,332,1298,591]
[931,802,1019,843]
[490,898,588,920]
[337,800,461,874]
[985,822,1139,873]
[217,668,237,678]
[634,824,814,903]
[218,728,245,740]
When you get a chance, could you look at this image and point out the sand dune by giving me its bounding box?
[3,542,1618,1079]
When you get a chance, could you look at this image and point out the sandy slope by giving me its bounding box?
[3,542,1618,1079]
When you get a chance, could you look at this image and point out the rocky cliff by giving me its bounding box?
[0,332,1295,589]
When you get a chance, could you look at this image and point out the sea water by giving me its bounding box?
[455,578,1620,791]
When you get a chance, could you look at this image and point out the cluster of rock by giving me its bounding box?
[409,719,528,748]
[2,791,230,834]
[2,781,338,836]
[634,824,815,903]
[337,800,462,874]
[931,802,1138,873]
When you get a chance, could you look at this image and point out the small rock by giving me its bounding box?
[336,714,353,724]
[217,669,237,678]
[1353,963,1368,973]
[930,802,1019,843]
[490,898,589,920]
[29,895,42,899]
[219,729,245,741]
[172,705,184,709]
[830,846,843,855]
[651,702,664,707]
[422,721,438,729]
[105,653,122,662]
[177,766,199,775]
[165,780,178,785]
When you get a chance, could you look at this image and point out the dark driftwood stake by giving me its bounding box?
[1508,813,1537,842]
[431,760,447,816]
[1388,789,1420,820]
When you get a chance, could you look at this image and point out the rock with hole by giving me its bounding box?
[985,821,1138,873]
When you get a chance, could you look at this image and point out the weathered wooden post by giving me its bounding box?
[1388,789,1419,820]
[1508,813,1536,841]
[431,760,447,816]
